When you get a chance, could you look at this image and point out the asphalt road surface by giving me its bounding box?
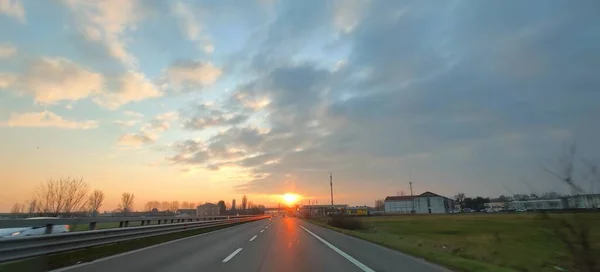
[56,216,448,272]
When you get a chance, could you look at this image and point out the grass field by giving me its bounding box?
[309,213,600,272]
[70,222,134,232]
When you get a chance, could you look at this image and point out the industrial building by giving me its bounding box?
[385,192,454,214]
[507,199,563,210]
[299,204,348,217]
[504,194,600,211]
[196,202,219,216]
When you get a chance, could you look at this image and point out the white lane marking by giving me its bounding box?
[249,235,257,242]
[52,221,262,272]
[222,248,243,263]
[301,226,375,272]
[260,230,264,233]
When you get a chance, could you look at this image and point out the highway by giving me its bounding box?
[55,216,448,272]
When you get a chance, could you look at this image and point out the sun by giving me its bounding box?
[282,193,299,205]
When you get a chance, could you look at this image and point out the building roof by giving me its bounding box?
[385,196,416,201]
[300,204,348,209]
[197,202,217,208]
[385,191,453,201]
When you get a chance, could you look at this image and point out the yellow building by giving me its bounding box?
[346,206,368,216]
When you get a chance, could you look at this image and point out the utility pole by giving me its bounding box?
[409,172,413,196]
[330,173,334,206]
[409,173,415,213]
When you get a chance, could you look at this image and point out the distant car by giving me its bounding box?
[0,217,70,238]
[516,208,527,212]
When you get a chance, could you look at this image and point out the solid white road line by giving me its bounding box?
[222,248,243,263]
[53,222,256,272]
[249,235,257,242]
[260,230,264,233]
[301,226,375,272]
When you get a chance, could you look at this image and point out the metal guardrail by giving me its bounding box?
[0,215,269,263]
[0,215,258,233]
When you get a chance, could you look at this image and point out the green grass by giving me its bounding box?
[308,213,600,272]
[70,222,123,232]
[0,223,243,272]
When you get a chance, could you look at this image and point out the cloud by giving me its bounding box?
[117,132,154,147]
[0,57,105,104]
[61,0,144,67]
[166,1,600,199]
[182,104,248,130]
[163,60,222,91]
[202,44,215,54]
[172,1,214,54]
[118,111,179,146]
[0,57,159,108]
[0,43,17,58]
[114,120,137,128]
[332,0,366,33]
[172,1,202,41]
[123,111,144,118]
[94,71,161,109]
[0,73,16,88]
[167,126,268,170]
[0,0,25,22]
[1,111,98,129]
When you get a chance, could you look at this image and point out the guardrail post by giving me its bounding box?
[158,220,161,224]
[44,224,54,234]
[89,222,97,230]
[124,221,129,227]
[119,221,124,228]
[147,220,150,225]
[171,219,174,223]
[141,220,145,226]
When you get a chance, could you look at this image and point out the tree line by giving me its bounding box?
[10,177,135,217]
[10,178,266,217]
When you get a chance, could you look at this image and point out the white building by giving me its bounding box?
[385,192,454,214]
[566,194,600,209]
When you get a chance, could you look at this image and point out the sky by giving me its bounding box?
[1,0,599,212]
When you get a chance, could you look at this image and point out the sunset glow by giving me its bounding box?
[282,193,300,205]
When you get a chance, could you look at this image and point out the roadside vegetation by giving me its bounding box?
[309,212,600,272]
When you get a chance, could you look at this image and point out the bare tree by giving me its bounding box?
[182,201,190,209]
[232,199,236,210]
[11,203,24,214]
[145,201,160,211]
[33,178,89,216]
[540,144,599,272]
[88,190,105,216]
[27,199,39,214]
[454,192,466,208]
[374,199,385,211]
[189,202,196,209]
[241,195,248,210]
[118,192,134,215]
[161,201,170,211]
[169,201,180,212]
